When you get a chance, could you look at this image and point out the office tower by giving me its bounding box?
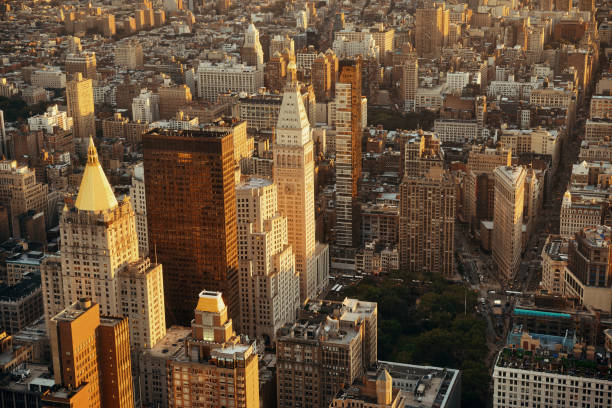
[42,139,166,350]
[49,299,134,408]
[415,4,449,58]
[130,163,149,257]
[0,159,48,238]
[158,84,192,120]
[311,52,334,102]
[399,148,455,276]
[464,145,512,230]
[65,51,97,79]
[66,72,95,140]
[335,59,362,248]
[277,298,377,408]
[166,290,259,408]
[401,56,418,111]
[236,178,300,343]
[132,89,159,123]
[241,23,264,68]
[492,166,526,280]
[143,129,238,325]
[115,41,144,70]
[196,61,264,101]
[565,226,612,313]
[203,118,254,171]
[274,84,327,303]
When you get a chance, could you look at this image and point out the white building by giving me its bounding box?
[236,178,300,344]
[493,330,611,408]
[433,119,479,143]
[132,89,160,123]
[333,34,379,62]
[31,68,66,89]
[130,163,149,258]
[274,83,329,303]
[41,139,166,350]
[196,61,264,101]
[446,72,470,93]
[27,105,73,133]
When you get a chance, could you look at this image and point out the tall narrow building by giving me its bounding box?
[49,299,134,408]
[398,133,455,276]
[415,4,449,58]
[492,166,526,280]
[143,128,239,325]
[42,139,166,350]
[241,23,264,68]
[274,83,328,303]
[401,56,418,111]
[334,59,362,249]
[66,72,95,140]
[236,178,300,344]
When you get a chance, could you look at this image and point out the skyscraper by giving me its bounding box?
[399,167,455,276]
[274,83,328,303]
[42,139,166,350]
[49,299,134,408]
[143,128,239,325]
[66,72,95,141]
[334,59,362,249]
[398,133,455,276]
[236,178,300,343]
[464,144,512,231]
[241,23,264,68]
[492,166,526,280]
[401,56,418,111]
[415,3,449,58]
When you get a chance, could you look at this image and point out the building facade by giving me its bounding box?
[143,129,239,326]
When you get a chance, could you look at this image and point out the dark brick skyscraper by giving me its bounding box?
[143,129,238,325]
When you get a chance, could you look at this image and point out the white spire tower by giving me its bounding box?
[274,83,328,303]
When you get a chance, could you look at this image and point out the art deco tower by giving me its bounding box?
[241,23,264,68]
[274,83,327,303]
[143,128,239,325]
[42,138,166,350]
[236,178,300,343]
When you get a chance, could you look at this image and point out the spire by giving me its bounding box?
[275,83,311,146]
[74,137,118,212]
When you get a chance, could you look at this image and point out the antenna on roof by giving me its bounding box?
[154,243,158,264]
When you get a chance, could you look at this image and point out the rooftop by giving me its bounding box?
[0,274,41,302]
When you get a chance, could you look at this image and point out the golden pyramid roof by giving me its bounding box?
[74,137,118,212]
